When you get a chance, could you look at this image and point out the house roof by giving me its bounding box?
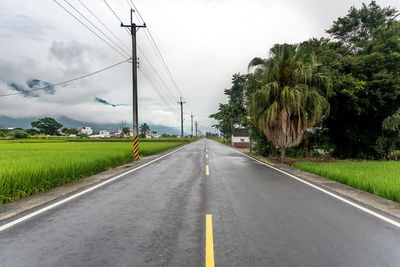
[232,128,249,137]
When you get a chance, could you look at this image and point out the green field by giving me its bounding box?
[0,141,182,204]
[0,137,196,143]
[293,161,400,203]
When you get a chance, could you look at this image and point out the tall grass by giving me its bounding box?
[293,161,400,203]
[0,137,196,144]
[0,142,181,204]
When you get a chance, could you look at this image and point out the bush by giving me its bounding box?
[13,130,29,139]
[396,150,400,160]
[0,128,11,137]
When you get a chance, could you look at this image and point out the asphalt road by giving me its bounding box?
[0,139,400,266]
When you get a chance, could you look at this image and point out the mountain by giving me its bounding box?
[0,115,183,135]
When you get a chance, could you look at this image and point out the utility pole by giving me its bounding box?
[190,114,193,138]
[121,9,146,161]
[195,121,198,138]
[178,97,186,144]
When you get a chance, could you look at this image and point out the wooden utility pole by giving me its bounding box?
[191,114,193,138]
[178,97,186,144]
[121,9,146,160]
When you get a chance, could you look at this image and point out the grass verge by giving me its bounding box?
[0,142,181,204]
[293,161,400,203]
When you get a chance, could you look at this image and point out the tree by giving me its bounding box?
[26,128,39,136]
[139,123,150,138]
[62,128,78,135]
[0,128,11,137]
[209,74,248,138]
[31,117,63,135]
[13,130,29,139]
[247,43,330,160]
[122,127,130,136]
[323,1,400,158]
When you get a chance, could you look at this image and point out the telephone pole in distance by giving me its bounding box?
[190,114,194,138]
[178,97,186,144]
[195,121,198,138]
[121,9,146,161]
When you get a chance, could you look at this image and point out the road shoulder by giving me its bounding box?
[212,140,400,220]
[0,143,191,222]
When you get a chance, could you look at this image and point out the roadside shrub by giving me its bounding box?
[13,130,29,139]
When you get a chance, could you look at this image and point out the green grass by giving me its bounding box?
[293,161,400,203]
[0,142,181,204]
[0,137,196,144]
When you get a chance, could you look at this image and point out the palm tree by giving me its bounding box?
[248,43,330,160]
[139,123,151,138]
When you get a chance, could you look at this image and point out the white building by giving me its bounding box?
[99,130,110,138]
[231,128,250,148]
[78,126,93,135]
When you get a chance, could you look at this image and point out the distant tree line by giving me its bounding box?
[210,1,400,160]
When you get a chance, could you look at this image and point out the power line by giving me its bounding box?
[140,64,176,110]
[103,0,131,35]
[63,0,130,57]
[139,67,176,112]
[0,59,129,97]
[137,47,178,101]
[124,1,192,113]
[120,1,179,103]
[52,0,127,58]
[127,0,145,24]
[104,1,183,111]
[77,0,131,51]
[139,61,177,105]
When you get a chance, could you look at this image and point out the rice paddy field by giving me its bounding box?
[293,161,400,203]
[0,141,182,204]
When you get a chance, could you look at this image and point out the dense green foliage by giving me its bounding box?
[209,74,248,138]
[294,161,400,202]
[210,1,400,159]
[139,123,151,138]
[376,108,400,159]
[31,117,63,135]
[247,44,330,160]
[62,127,78,135]
[12,130,29,139]
[320,2,400,158]
[0,141,182,204]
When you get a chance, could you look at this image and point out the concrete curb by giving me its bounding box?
[0,142,192,222]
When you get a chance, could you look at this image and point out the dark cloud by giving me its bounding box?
[95,97,126,107]
[7,82,39,97]
[26,79,55,94]
[6,79,55,97]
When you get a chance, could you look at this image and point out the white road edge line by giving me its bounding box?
[0,143,191,232]
[223,142,400,228]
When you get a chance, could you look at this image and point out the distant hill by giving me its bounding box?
[0,115,183,135]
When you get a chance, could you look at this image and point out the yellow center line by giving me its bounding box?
[206,165,209,176]
[206,154,208,159]
[206,214,215,267]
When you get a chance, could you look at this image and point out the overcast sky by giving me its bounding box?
[0,0,399,130]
